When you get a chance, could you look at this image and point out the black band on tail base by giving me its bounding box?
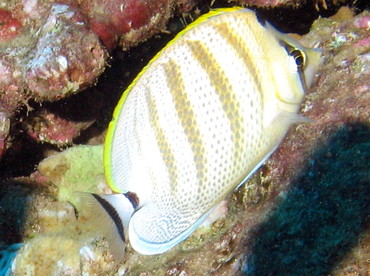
[92,193,125,242]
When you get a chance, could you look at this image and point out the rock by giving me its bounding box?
[26,109,94,146]
[5,145,115,276]
[78,0,176,50]
[0,0,107,157]
[242,9,370,275]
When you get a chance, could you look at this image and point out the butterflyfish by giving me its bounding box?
[78,7,322,259]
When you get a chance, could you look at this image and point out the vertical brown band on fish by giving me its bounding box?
[144,84,179,192]
[211,22,264,99]
[186,40,244,163]
[132,90,147,180]
[162,58,207,189]
[92,194,125,242]
[116,95,144,188]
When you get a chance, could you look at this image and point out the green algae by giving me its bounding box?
[38,144,104,206]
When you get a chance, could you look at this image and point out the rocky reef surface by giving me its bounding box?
[0,1,369,275]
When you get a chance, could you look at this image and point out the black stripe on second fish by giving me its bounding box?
[92,193,125,242]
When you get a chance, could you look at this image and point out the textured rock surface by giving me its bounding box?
[78,0,176,50]
[0,1,107,102]
[0,0,107,152]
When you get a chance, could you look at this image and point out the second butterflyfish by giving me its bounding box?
[77,7,322,259]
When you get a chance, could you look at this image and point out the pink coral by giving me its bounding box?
[354,36,370,47]
[0,1,107,154]
[27,110,94,146]
[78,0,175,50]
[24,4,107,101]
[0,9,22,42]
[354,15,370,29]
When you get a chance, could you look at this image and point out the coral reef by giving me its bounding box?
[0,2,369,276]
[245,125,369,275]
[0,159,113,275]
[242,8,370,275]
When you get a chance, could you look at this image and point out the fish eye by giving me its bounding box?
[290,49,305,68]
[279,40,306,70]
[289,48,308,92]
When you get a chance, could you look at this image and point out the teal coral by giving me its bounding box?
[0,243,22,276]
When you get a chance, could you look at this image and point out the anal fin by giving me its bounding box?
[129,205,214,255]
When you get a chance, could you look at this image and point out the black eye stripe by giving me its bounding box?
[279,40,306,68]
[278,39,308,92]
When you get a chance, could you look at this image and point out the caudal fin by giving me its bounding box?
[76,192,136,261]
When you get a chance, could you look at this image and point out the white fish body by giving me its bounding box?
[79,7,322,259]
